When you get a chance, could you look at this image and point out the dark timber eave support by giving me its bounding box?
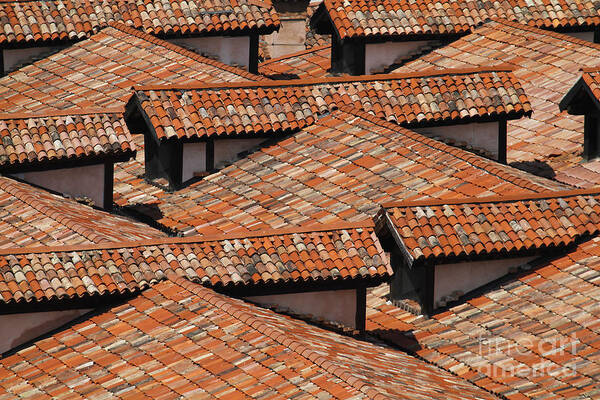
[355,286,366,334]
[584,115,599,161]
[498,119,507,164]
[103,162,114,211]
[423,263,435,317]
[249,34,259,74]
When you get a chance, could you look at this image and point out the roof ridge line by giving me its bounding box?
[132,65,515,92]
[171,276,384,399]
[381,187,600,208]
[334,106,557,193]
[259,44,331,66]
[0,107,124,120]
[490,17,600,51]
[105,22,267,82]
[0,220,375,257]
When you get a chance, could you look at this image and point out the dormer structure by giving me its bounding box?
[375,189,600,315]
[0,110,136,209]
[560,70,600,161]
[310,0,600,75]
[0,0,280,75]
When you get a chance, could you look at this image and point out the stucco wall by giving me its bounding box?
[214,138,265,168]
[365,40,429,74]
[263,19,306,58]
[168,36,250,68]
[11,164,106,208]
[414,122,500,158]
[563,31,595,42]
[3,45,62,72]
[246,289,358,328]
[0,309,91,354]
[434,256,535,307]
[182,142,207,182]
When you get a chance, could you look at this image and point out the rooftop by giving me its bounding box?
[258,44,332,79]
[379,188,600,264]
[114,108,566,236]
[395,19,600,179]
[0,23,262,114]
[0,0,279,46]
[0,276,496,399]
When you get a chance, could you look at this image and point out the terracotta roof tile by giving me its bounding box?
[317,0,600,40]
[395,19,600,177]
[0,109,134,169]
[0,0,279,46]
[114,108,566,236]
[259,44,332,78]
[0,176,166,249]
[366,232,600,398]
[0,23,263,114]
[0,276,496,399]
[0,223,390,305]
[379,188,600,263]
[133,68,532,140]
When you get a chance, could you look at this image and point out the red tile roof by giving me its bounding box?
[315,0,600,40]
[0,0,279,46]
[395,19,600,176]
[132,67,531,140]
[114,108,566,236]
[367,232,600,398]
[0,109,134,170]
[379,188,600,264]
[0,276,497,399]
[258,44,332,78]
[0,223,390,305]
[0,176,166,249]
[0,23,263,114]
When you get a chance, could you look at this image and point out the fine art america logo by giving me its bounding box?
[477,333,579,377]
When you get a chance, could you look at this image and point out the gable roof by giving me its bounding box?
[114,108,566,236]
[258,44,332,79]
[0,176,165,249]
[130,67,531,141]
[0,276,496,399]
[378,188,600,264]
[0,109,134,171]
[312,0,600,40]
[0,0,279,46]
[0,223,389,306]
[367,233,600,398]
[395,19,600,176]
[0,23,263,114]
[559,69,600,114]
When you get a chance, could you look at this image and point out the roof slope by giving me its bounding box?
[0,176,165,249]
[0,0,279,46]
[395,19,600,176]
[0,224,389,305]
[367,233,600,398]
[0,110,134,170]
[0,23,262,114]
[132,68,531,140]
[379,189,600,264]
[316,0,600,40]
[114,108,566,236]
[0,277,497,399]
[258,44,332,79]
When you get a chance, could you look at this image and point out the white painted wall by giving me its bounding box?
[434,256,535,307]
[563,31,595,42]
[11,163,106,208]
[3,45,62,72]
[168,36,250,68]
[414,122,500,158]
[214,138,265,169]
[0,309,91,354]
[246,289,358,328]
[182,142,206,182]
[263,19,306,58]
[365,40,429,74]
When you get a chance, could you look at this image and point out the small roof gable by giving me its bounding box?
[0,0,279,46]
[129,67,531,141]
[0,109,135,171]
[560,70,600,115]
[0,276,496,399]
[378,188,600,265]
